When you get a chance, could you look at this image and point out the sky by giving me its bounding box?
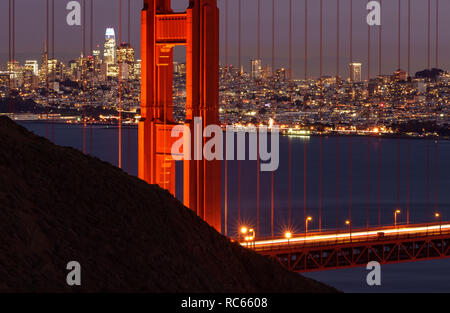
[0,0,449,79]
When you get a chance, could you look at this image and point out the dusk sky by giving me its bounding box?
[1,0,449,79]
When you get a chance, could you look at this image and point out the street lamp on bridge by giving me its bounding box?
[394,209,401,227]
[435,212,442,234]
[284,231,292,246]
[305,217,312,235]
[345,220,352,242]
[240,226,255,248]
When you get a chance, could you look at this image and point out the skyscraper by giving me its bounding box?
[24,60,39,76]
[349,63,362,82]
[39,43,48,83]
[104,28,117,76]
[117,43,135,80]
[251,59,262,79]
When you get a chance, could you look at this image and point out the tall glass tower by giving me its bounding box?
[104,28,116,66]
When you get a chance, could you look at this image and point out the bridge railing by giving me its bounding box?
[238,221,450,253]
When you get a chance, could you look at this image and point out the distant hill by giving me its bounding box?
[415,68,444,80]
[0,117,337,293]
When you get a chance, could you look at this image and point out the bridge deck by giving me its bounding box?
[239,222,450,272]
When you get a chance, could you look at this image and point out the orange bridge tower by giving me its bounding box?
[139,0,221,232]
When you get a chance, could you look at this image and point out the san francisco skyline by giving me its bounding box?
[1,0,450,79]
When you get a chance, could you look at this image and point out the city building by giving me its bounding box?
[117,43,135,80]
[39,45,48,83]
[394,69,408,81]
[134,60,142,79]
[24,60,39,76]
[104,28,117,77]
[262,64,272,79]
[251,59,262,79]
[349,62,362,82]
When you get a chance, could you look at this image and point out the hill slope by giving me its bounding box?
[0,117,336,292]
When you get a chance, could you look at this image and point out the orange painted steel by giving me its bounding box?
[139,0,221,232]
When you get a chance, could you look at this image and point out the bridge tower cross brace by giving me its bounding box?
[139,0,221,232]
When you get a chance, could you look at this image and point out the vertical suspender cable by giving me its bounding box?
[303,0,308,230]
[337,0,340,81]
[434,0,439,216]
[257,0,260,60]
[318,0,323,232]
[335,0,340,230]
[118,0,122,168]
[426,0,431,222]
[304,0,307,80]
[349,0,353,225]
[303,138,307,231]
[257,138,260,234]
[237,0,241,224]
[51,0,55,142]
[350,0,352,65]
[320,0,323,80]
[435,0,439,69]
[367,0,370,81]
[12,0,15,116]
[8,0,10,114]
[126,0,130,172]
[8,0,11,115]
[270,0,275,238]
[288,138,292,227]
[271,0,274,75]
[407,138,410,224]
[128,0,131,44]
[398,0,401,70]
[271,168,274,237]
[336,137,339,230]
[289,0,292,80]
[238,159,241,222]
[82,0,86,154]
[127,0,131,172]
[46,0,50,140]
[224,0,228,236]
[287,0,292,224]
[379,0,382,76]
[349,136,352,227]
[288,0,292,227]
[427,0,430,71]
[396,0,401,214]
[90,0,94,155]
[367,0,371,229]
[319,136,322,231]
[407,0,411,224]
[427,141,430,222]
[238,0,241,72]
[378,138,381,226]
[367,137,370,229]
[397,139,400,211]
[256,0,260,235]
[434,141,438,215]
[377,0,382,226]
[408,0,411,76]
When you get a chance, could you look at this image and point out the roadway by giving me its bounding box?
[239,222,450,252]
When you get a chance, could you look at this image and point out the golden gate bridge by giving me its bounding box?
[5,0,449,272]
